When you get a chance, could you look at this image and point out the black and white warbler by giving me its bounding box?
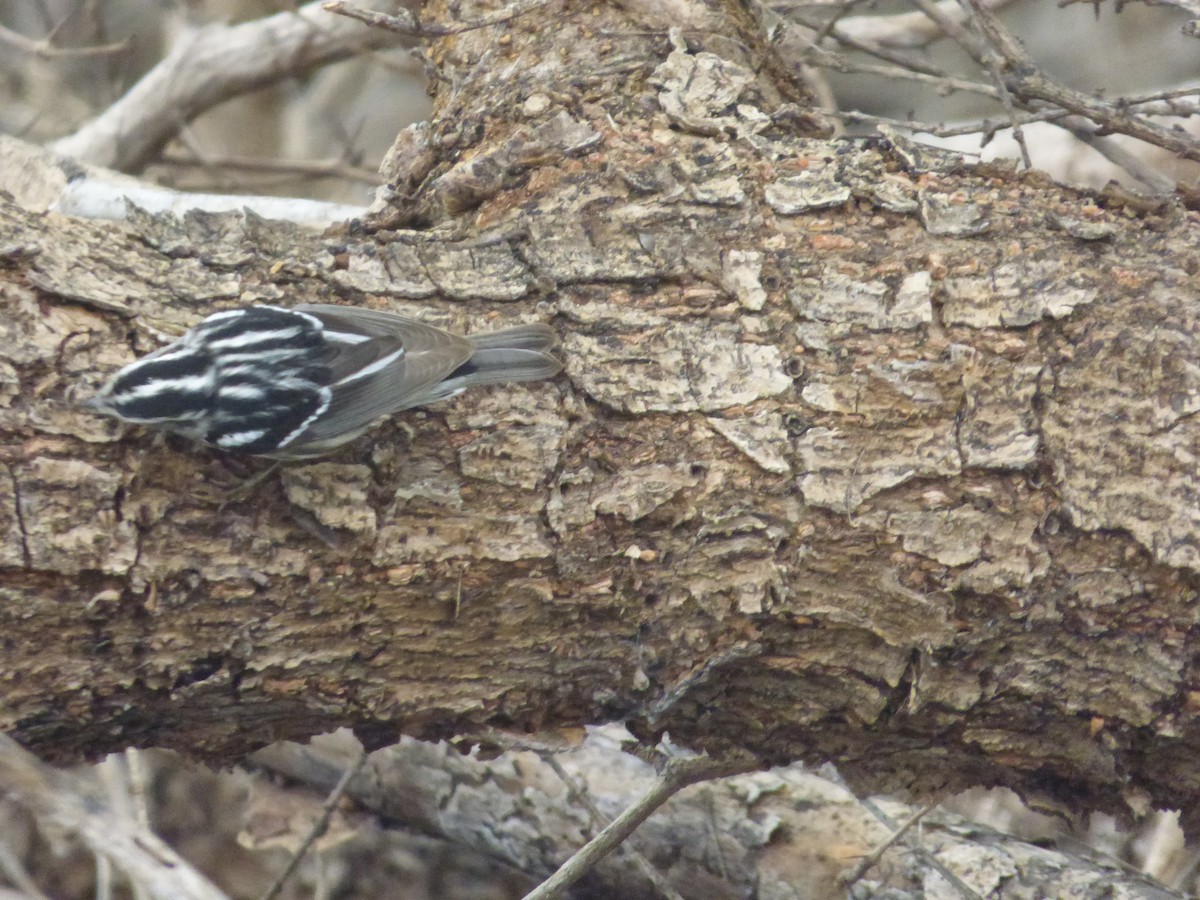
[84,304,562,459]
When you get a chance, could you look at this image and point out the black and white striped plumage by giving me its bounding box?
[85,304,562,459]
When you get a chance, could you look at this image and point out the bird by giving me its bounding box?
[84,304,562,459]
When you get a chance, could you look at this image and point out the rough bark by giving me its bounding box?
[3,0,1200,829]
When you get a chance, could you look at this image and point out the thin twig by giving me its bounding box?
[541,753,688,900]
[322,0,555,37]
[98,751,154,900]
[791,12,949,78]
[897,0,1032,167]
[837,802,935,886]
[157,152,383,185]
[904,0,988,62]
[1063,120,1178,193]
[1057,0,1200,11]
[701,788,730,882]
[522,755,756,900]
[858,795,984,899]
[806,52,1001,101]
[834,83,1200,141]
[962,0,1200,162]
[953,0,1033,169]
[840,0,1021,50]
[258,750,369,900]
[774,0,1022,51]
[804,0,875,56]
[0,21,129,58]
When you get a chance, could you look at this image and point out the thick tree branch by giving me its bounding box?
[3,0,1200,837]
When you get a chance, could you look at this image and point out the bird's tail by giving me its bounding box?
[423,323,562,402]
[468,323,559,353]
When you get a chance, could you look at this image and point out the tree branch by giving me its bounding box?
[51,0,407,172]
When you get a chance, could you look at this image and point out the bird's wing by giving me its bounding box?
[287,304,473,446]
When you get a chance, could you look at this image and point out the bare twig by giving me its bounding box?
[961,0,1200,163]
[885,0,1032,168]
[322,0,555,37]
[904,0,989,61]
[522,755,757,900]
[97,856,115,900]
[833,84,1200,143]
[806,52,1001,101]
[838,0,1021,50]
[837,802,936,886]
[1059,0,1200,15]
[701,788,731,882]
[781,0,1022,53]
[1062,120,1179,193]
[950,0,1033,168]
[0,22,128,59]
[803,0,874,55]
[541,753,688,900]
[800,0,1200,177]
[793,15,949,78]
[769,0,951,82]
[156,152,383,186]
[258,749,368,900]
[857,795,984,899]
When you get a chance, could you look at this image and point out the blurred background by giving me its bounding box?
[4,0,1199,204]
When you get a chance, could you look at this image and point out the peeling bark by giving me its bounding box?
[3,0,1200,829]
